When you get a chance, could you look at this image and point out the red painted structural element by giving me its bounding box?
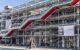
[21,19,34,30]
[40,6,59,20]
[69,0,80,6]
[5,0,80,37]
[7,19,34,37]
[7,29,15,37]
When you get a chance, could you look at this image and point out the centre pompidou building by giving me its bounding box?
[0,0,80,49]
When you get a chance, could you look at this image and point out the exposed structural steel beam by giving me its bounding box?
[3,0,80,37]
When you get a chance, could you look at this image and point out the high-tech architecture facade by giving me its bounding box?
[0,0,80,49]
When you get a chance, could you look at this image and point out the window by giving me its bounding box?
[18,13,23,17]
[64,19,75,25]
[2,21,6,28]
[6,16,11,19]
[19,30,23,35]
[0,27,1,30]
[0,22,1,26]
[2,16,6,20]
[58,20,63,24]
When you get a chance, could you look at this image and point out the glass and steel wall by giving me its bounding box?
[0,0,79,50]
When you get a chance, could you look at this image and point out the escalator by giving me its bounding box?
[0,0,79,37]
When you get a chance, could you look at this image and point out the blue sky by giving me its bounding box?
[0,0,32,11]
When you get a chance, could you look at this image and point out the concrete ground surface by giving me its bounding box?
[0,45,73,50]
[26,48,72,50]
[0,45,26,50]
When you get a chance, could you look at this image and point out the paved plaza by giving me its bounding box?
[26,48,72,50]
